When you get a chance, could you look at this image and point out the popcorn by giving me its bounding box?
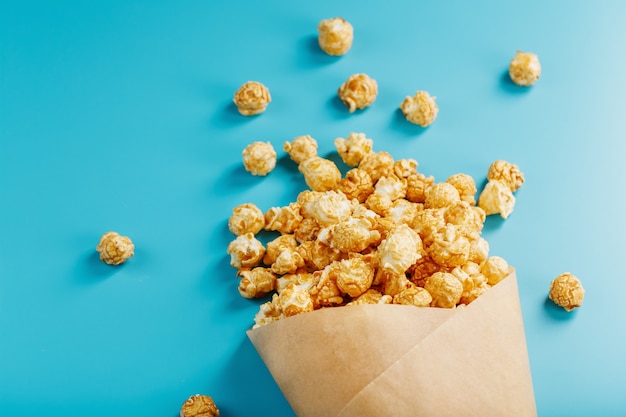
[393,285,433,307]
[549,272,585,311]
[179,394,219,417]
[399,91,438,127]
[284,135,318,164]
[317,17,353,56]
[478,180,516,219]
[377,224,423,276]
[424,182,461,209]
[329,255,375,298]
[358,151,394,183]
[509,51,541,86]
[263,234,298,266]
[238,267,277,299]
[406,172,435,203]
[334,132,373,167]
[279,283,315,317]
[424,271,463,308]
[329,216,381,253]
[96,231,134,265]
[233,81,271,116]
[346,289,392,306]
[298,156,342,192]
[337,73,378,113]
[264,203,303,234]
[242,141,277,176]
[487,160,525,192]
[226,232,265,269]
[228,203,265,236]
[446,173,477,205]
[337,168,374,203]
[481,256,513,286]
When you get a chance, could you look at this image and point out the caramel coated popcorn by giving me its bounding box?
[228,134,520,327]
[549,272,585,312]
[478,180,516,219]
[337,73,378,113]
[317,17,353,56]
[228,203,265,236]
[180,394,219,417]
[509,51,541,86]
[487,160,525,192]
[242,141,277,176]
[96,232,134,265]
[400,91,439,127]
[233,81,271,116]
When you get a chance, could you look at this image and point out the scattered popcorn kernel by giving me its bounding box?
[406,172,435,203]
[443,201,485,240]
[400,91,438,127]
[365,192,393,216]
[233,81,271,116]
[487,160,525,192]
[481,256,513,286]
[337,73,378,113]
[478,180,516,219]
[549,272,585,312]
[334,132,373,167]
[317,17,353,56]
[427,223,471,268]
[412,207,445,246]
[299,190,354,227]
[238,267,277,299]
[509,51,541,86]
[373,175,407,202]
[424,271,463,308]
[284,135,318,164]
[468,237,490,264]
[337,168,374,203]
[393,158,419,179]
[329,217,381,253]
[226,232,265,269]
[279,283,315,317]
[408,255,444,288]
[386,199,421,227]
[294,217,321,243]
[253,294,283,328]
[264,202,303,234]
[297,239,343,271]
[271,247,306,275]
[329,255,375,298]
[377,224,423,276]
[96,232,134,265]
[380,270,414,297]
[298,156,342,192]
[446,173,477,205]
[180,394,220,417]
[393,285,433,307]
[263,234,298,266]
[310,268,345,307]
[358,151,395,183]
[424,182,461,209]
[276,272,316,294]
[347,289,392,306]
[242,141,276,176]
[228,203,265,236]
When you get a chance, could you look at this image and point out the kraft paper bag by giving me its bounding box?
[247,271,536,417]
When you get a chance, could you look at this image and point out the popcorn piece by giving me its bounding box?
[337,73,378,113]
[96,232,134,265]
[180,394,220,417]
[297,239,343,271]
[279,283,315,317]
[408,255,444,288]
[294,217,321,243]
[406,172,435,203]
[264,203,303,234]
[310,268,345,307]
[276,272,316,294]
[228,203,265,236]
[447,173,477,205]
[238,267,277,299]
[373,175,407,202]
[393,158,418,179]
[284,135,318,164]
[487,160,525,192]
[358,151,394,183]
[346,289,392,306]
[263,234,298,266]
[509,51,541,87]
[443,201,485,240]
[424,182,461,209]
[253,294,283,328]
[427,223,471,268]
[478,180,516,219]
[226,233,265,269]
[298,190,354,227]
[385,199,421,227]
[233,81,271,116]
[468,237,489,265]
[317,17,353,56]
[334,132,373,167]
[329,217,381,253]
[298,156,342,192]
[393,285,433,307]
[329,255,375,298]
[377,224,423,276]
[424,271,463,308]
[481,256,513,286]
[399,91,438,127]
[242,141,277,176]
[549,272,585,312]
[337,168,374,203]
[271,247,305,275]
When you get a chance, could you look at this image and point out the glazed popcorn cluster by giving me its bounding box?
[96,231,134,265]
[179,394,220,417]
[549,272,585,312]
[227,133,526,328]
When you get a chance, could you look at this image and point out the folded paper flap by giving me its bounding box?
[248,271,536,417]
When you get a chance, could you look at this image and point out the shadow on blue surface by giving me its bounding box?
[326,94,356,120]
[211,101,259,129]
[294,35,343,69]
[543,296,578,321]
[499,69,534,95]
[74,250,121,283]
[389,108,430,138]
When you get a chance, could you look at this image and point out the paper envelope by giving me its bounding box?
[247,271,536,417]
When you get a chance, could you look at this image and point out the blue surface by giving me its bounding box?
[1,1,626,416]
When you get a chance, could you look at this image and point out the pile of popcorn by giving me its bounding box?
[227,132,529,328]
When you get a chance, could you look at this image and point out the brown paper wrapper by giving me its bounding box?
[247,271,536,417]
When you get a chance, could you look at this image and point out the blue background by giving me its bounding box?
[1,1,625,416]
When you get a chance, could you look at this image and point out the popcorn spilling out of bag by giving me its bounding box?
[226,133,525,329]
